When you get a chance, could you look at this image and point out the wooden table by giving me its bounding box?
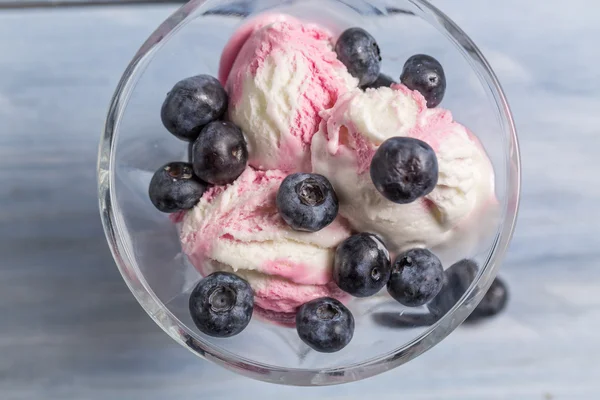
[1,1,598,398]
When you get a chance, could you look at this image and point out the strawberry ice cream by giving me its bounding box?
[222,17,357,172]
[180,168,350,325]
[311,84,497,263]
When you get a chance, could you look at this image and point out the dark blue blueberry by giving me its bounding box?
[191,121,248,185]
[466,277,508,322]
[387,248,444,307]
[333,233,391,297]
[370,137,438,204]
[400,54,446,108]
[361,73,397,89]
[161,75,228,141]
[148,162,207,213]
[276,173,338,232]
[189,272,254,338]
[427,259,478,319]
[335,27,381,87]
[296,297,354,353]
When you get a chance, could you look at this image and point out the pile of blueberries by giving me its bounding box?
[148,27,507,354]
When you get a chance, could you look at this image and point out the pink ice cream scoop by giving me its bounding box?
[221,17,358,172]
[179,167,350,325]
[311,84,498,265]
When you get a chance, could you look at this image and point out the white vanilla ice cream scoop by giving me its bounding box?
[311,84,498,264]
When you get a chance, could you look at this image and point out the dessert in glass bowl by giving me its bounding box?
[99,0,520,386]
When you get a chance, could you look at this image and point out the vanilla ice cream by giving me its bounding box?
[223,18,357,172]
[311,84,497,264]
[180,167,350,325]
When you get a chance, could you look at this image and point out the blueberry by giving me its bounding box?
[387,248,444,307]
[467,277,508,322]
[191,121,248,185]
[333,233,391,297]
[161,75,228,141]
[148,162,207,213]
[296,297,354,353]
[400,54,446,108]
[189,272,254,338]
[276,173,338,232]
[370,137,438,204]
[335,27,381,87]
[361,73,397,89]
[427,259,478,318]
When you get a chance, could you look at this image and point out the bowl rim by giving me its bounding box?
[97,0,521,386]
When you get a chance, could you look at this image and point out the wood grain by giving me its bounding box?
[0,1,598,399]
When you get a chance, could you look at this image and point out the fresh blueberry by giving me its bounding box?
[189,272,254,338]
[370,137,438,204]
[148,162,207,213]
[466,277,508,322]
[387,248,444,307]
[161,75,228,141]
[276,173,338,232]
[191,121,248,185]
[333,233,391,297]
[335,27,381,87]
[427,259,478,318]
[361,73,397,89]
[400,54,446,108]
[296,297,354,353]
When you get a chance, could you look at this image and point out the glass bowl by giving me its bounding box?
[98,0,520,386]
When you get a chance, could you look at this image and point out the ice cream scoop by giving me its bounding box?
[180,167,350,325]
[222,17,358,172]
[311,84,497,264]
